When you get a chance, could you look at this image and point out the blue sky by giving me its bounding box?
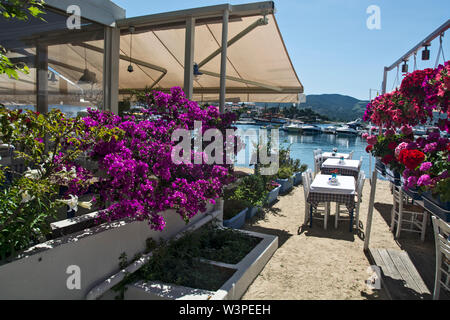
[113,0,450,100]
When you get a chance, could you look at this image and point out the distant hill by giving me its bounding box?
[299,94,369,122]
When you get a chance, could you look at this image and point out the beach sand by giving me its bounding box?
[236,168,438,300]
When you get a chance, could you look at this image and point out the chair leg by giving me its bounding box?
[434,252,442,300]
[349,209,354,232]
[355,202,360,230]
[421,211,428,242]
[304,203,309,226]
[335,208,339,229]
[390,198,396,232]
[395,191,404,239]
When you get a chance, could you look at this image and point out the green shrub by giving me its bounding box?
[227,174,268,208]
[223,199,248,220]
[114,225,261,294]
[276,166,294,180]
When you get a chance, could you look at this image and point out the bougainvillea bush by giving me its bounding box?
[84,87,239,231]
[0,87,240,259]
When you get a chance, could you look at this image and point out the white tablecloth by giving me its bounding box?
[310,174,356,195]
[322,158,360,171]
[322,152,350,160]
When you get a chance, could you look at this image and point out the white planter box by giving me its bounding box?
[102,229,278,300]
[0,203,217,300]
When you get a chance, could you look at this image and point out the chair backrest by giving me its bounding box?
[348,151,354,159]
[357,171,365,197]
[314,155,322,175]
[432,216,450,261]
[302,172,310,199]
[307,168,313,182]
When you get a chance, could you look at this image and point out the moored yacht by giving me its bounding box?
[336,125,358,135]
[302,124,322,134]
[323,126,336,134]
[285,123,303,134]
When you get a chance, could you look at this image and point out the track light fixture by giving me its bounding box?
[401,60,408,73]
[422,45,430,61]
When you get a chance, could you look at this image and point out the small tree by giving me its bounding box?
[0,0,46,80]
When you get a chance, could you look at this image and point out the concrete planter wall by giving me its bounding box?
[99,229,278,300]
[275,177,293,194]
[292,172,303,186]
[223,208,248,229]
[246,206,260,220]
[385,167,401,186]
[265,186,280,206]
[0,203,217,300]
[423,192,450,222]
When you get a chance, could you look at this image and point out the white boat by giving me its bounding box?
[336,125,358,135]
[302,125,322,134]
[285,123,303,133]
[323,126,336,134]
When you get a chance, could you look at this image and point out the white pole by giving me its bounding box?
[364,167,378,251]
[219,9,229,113]
[184,17,196,100]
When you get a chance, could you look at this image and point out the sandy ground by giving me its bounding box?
[235,168,439,300]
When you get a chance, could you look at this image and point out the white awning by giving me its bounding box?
[117,11,304,103]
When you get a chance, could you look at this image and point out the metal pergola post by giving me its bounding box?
[184,17,196,100]
[103,27,120,114]
[219,8,229,113]
[36,43,48,114]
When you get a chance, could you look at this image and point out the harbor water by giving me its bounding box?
[234,124,374,176]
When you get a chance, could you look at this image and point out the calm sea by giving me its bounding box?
[234,124,375,176]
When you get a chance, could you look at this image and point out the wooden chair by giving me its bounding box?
[431,215,450,300]
[390,185,428,241]
[302,170,330,229]
[313,154,323,177]
[335,171,365,229]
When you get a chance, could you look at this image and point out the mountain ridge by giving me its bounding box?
[299,94,369,122]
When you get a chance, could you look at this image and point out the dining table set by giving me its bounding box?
[305,149,364,232]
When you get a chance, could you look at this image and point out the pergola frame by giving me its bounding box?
[4,1,302,114]
[115,2,276,112]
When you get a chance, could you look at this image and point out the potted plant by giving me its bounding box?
[228,174,267,220]
[291,161,308,186]
[407,133,450,221]
[223,199,249,229]
[265,180,281,206]
[275,166,294,194]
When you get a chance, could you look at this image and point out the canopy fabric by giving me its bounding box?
[1,9,303,105]
[118,14,303,103]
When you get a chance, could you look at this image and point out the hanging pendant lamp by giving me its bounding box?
[128,26,135,73]
[78,47,97,84]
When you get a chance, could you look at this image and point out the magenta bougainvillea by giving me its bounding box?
[81,87,239,231]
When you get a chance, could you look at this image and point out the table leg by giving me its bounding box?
[310,205,313,228]
[349,208,354,232]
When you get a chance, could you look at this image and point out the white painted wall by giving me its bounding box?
[0,204,216,300]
